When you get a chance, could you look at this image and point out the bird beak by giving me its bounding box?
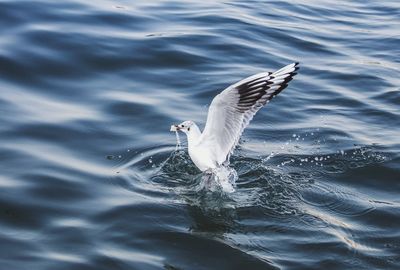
[170,124,180,132]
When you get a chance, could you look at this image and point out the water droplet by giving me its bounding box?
[175,131,182,150]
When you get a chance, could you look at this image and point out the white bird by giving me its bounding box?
[171,62,299,172]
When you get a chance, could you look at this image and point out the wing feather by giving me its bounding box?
[199,62,299,165]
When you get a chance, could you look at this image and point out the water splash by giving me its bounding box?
[204,166,238,193]
[175,131,182,151]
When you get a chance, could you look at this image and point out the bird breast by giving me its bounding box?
[188,144,217,171]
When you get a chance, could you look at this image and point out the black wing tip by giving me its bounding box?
[268,62,300,98]
[293,62,300,73]
[235,62,300,112]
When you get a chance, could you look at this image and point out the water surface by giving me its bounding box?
[0,0,399,269]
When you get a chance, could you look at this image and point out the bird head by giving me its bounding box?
[170,120,194,134]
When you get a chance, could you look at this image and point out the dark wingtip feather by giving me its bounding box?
[234,62,300,113]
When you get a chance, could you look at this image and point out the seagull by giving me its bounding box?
[171,63,299,172]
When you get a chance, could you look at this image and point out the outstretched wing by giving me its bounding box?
[199,62,299,165]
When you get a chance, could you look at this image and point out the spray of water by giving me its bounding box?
[175,131,181,151]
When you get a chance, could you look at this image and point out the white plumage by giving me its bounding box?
[171,63,299,171]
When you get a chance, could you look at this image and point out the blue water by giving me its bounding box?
[0,0,399,269]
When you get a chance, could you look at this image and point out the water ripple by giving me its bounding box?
[1,0,399,269]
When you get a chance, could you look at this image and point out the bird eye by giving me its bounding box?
[188,127,190,131]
